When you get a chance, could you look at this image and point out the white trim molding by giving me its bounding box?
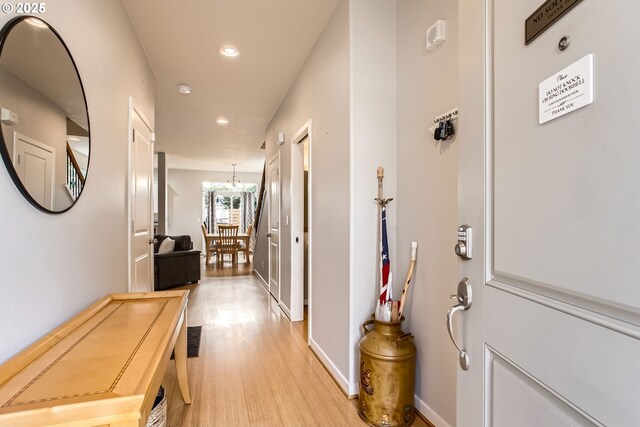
[253,270,269,291]
[279,301,291,319]
[414,394,452,427]
[309,337,355,397]
[290,119,312,324]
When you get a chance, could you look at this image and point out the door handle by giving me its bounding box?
[447,278,472,370]
[266,233,272,238]
[148,238,158,245]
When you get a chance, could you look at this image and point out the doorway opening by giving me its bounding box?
[201,182,258,235]
[303,138,309,311]
[290,120,312,335]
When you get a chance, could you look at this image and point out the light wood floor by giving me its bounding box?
[161,271,431,427]
[202,255,253,277]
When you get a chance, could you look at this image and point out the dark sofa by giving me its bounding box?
[154,234,201,291]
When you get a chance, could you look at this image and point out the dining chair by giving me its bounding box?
[216,224,240,266]
[201,223,217,266]
[238,225,253,264]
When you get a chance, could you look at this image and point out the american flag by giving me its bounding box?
[380,206,391,304]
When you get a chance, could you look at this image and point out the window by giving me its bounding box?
[215,194,241,225]
[202,183,258,233]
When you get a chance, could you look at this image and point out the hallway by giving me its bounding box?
[161,267,429,426]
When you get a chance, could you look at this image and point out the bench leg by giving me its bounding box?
[174,318,192,404]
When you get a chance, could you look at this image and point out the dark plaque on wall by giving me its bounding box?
[525,0,584,45]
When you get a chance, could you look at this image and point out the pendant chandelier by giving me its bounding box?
[227,164,241,188]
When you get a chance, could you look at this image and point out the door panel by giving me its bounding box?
[130,106,153,293]
[22,152,48,204]
[485,286,640,426]
[493,0,640,309]
[268,155,280,300]
[14,133,54,209]
[457,0,640,425]
[489,353,595,426]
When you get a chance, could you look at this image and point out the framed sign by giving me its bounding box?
[526,0,583,45]
[539,54,593,124]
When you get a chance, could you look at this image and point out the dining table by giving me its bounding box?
[206,232,250,264]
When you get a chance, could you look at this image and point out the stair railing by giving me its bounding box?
[66,143,85,201]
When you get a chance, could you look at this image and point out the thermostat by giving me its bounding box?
[426,20,446,52]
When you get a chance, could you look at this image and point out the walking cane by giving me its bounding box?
[398,242,418,318]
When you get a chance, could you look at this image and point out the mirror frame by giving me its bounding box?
[0,15,90,214]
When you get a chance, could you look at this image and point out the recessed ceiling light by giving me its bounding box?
[219,46,239,58]
[216,118,229,125]
[25,18,48,29]
[177,84,192,94]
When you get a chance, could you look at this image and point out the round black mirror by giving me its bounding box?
[0,16,89,213]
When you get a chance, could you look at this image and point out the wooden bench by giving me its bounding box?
[0,290,192,427]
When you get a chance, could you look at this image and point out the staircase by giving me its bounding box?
[254,163,266,232]
[65,143,85,201]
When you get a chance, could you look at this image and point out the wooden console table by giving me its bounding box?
[0,290,192,427]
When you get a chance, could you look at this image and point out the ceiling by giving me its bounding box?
[123,0,339,173]
[1,19,87,131]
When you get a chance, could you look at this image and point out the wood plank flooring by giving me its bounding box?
[202,255,253,277]
[162,271,431,427]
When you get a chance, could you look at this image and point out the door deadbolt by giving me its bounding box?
[455,225,472,260]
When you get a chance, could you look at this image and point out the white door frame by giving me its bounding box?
[127,97,155,293]
[290,120,312,326]
[12,131,55,210]
[268,152,281,303]
[455,0,490,422]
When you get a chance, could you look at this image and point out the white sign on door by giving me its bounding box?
[539,54,593,124]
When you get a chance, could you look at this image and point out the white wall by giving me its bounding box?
[262,0,399,396]
[396,1,458,426]
[166,168,261,251]
[261,0,459,421]
[0,0,155,363]
[264,0,351,389]
[348,0,397,394]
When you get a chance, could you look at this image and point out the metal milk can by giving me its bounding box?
[359,316,416,427]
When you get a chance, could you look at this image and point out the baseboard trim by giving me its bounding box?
[309,337,353,397]
[279,301,291,319]
[253,270,268,291]
[414,394,451,427]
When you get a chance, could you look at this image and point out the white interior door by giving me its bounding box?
[129,102,154,293]
[457,1,640,426]
[268,154,280,301]
[290,126,310,322]
[13,132,54,210]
